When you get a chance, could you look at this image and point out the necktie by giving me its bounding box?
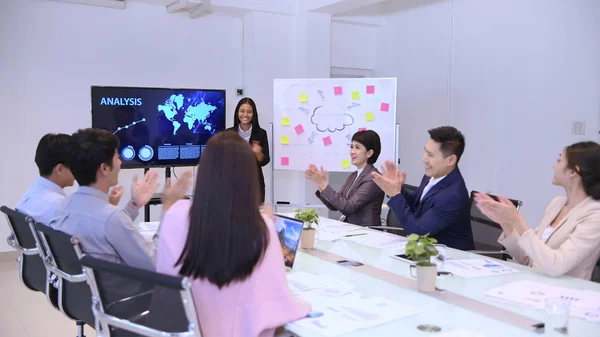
[420,178,435,201]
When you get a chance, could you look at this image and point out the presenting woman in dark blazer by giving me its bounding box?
[228,97,270,203]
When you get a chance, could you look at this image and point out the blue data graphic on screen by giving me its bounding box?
[91,86,226,168]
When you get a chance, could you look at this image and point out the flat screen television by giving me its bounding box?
[91,85,226,168]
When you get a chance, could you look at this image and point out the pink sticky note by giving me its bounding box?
[281,157,289,166]
[334,86,343,96]
[294,124,304,135]
[358,127,367,131]
[366,85,375,94]
[381,102,390,112]
[322,136,332,146]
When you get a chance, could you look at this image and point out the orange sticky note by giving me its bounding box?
[299,94,308,103]
[351,91,360,100]
[341,159,351,169]
[365,112,375,121]
[280,136,289,145]
[281,117,290,126]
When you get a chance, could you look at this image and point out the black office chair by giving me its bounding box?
[0,206,58,305]
[80,255,202,337]
[468,190,523,260]
[371,184,418,234]
[592,258,600,283]
[34,222,95,336]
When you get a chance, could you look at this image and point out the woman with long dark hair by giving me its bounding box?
[155,131,310,337]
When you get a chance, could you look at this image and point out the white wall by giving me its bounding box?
[375,0,452,184]
[375,0,600,226]
[331,21,377,70]
[0,0,243,252]
[449,0,600,226]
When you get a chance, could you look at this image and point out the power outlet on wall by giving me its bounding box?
[572,121,585,135]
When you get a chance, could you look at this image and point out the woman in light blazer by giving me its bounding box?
[305,130,385,227]
[475,141,600,280]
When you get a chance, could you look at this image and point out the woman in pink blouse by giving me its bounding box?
[155,130,311,337]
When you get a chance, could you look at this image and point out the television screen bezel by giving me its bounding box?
[90,85,227,169]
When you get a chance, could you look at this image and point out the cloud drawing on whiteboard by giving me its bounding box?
[310,104,354,133]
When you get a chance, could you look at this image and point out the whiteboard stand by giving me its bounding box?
[268,122,400,214]
[269,122,328,213]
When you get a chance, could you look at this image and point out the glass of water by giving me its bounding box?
[545,297,570,334]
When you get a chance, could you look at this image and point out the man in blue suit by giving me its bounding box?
[372,126,475,250]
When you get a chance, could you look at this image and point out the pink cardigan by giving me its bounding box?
[155,200,311,337]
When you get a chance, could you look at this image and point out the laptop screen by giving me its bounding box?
[274,214,304,269]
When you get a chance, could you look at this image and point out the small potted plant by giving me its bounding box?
[405,233,439,292]
[294,208,319,249]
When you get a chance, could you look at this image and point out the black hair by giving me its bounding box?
[232,97,261,135]
[351,130,381,164]
[176,130,268,288]
[34,133,71,177]
[428,126,466,163]
[66,128,120,186]
[565,141,600,200]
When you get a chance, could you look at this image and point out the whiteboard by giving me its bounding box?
[273,78,397,172]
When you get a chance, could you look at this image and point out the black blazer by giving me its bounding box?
[387,167,475,250]
[227,127,270,202]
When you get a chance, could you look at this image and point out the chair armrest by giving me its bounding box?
[105,289,154,322]
[6,234,38,255]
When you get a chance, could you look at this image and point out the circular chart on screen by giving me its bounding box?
[121,146,136,161]
[138,145,154,162]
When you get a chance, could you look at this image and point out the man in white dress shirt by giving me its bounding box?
[17,133,75,225]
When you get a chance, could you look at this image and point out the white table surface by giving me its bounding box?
[139,215,600,337]
[278,214,600,337]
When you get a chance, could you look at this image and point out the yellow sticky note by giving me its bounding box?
[281,117,290,126]
[341,159,351,169]
[299,94,308,103]
[351,91,360,100]
[280,136,290,145]
[365,112,375,121]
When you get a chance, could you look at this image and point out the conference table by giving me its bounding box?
[138,214,600,337]
[276,214,600,337]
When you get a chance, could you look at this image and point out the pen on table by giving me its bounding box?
[344,233,367,238]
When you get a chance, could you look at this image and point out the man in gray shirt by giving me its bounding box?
[17,133,75,226]
[49,128,160,307]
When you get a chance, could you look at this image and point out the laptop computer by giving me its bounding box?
[274,214,304,270]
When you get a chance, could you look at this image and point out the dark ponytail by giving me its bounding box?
[565,141,600,200]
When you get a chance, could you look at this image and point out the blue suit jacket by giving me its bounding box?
[387,167,475,251]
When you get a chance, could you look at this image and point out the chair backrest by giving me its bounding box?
[382,184,418,235]
[469,191,522,258]
[1,206,48,294]
[79,255,202,337]
[34,222,95,326]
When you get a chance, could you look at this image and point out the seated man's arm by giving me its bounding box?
[387,193,464,237]
[401,187,418,206]
[105,210,156,271]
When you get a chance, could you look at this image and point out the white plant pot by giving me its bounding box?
[300,229,316,249]
[416,264,438,293]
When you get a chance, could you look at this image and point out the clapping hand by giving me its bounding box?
[108,185,124,206]
[305,164,328,191]
[474,192,525,235]
[130,170,160,209]
[162,169,194,212]
[371,160,405,196]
